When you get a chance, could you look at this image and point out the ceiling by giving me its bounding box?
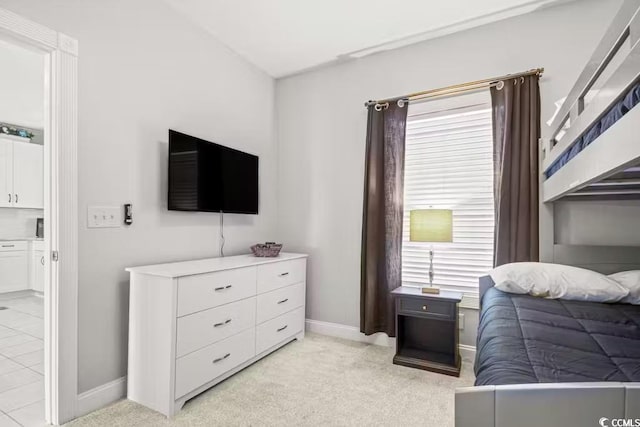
[165,0,569,78]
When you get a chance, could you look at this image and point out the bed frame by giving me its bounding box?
[540,0,640,202]
[456,3,640,423]
[541,0,640,202]
[456,244,640,427]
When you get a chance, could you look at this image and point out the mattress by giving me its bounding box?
[474,287,640,386]
[545,81,640,178]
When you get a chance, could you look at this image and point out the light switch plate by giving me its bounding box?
[458,313,465,330]
[88,206,121,228]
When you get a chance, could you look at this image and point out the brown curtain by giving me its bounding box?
[360,102,407,337]
[491,75,541,266]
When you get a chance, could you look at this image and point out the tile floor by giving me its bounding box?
[0,294,44,427]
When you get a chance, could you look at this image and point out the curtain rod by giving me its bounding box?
[364,68,544,108]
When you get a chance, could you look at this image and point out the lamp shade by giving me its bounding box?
[409,209,453,243]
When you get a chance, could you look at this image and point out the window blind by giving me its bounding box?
[402,106,495,298]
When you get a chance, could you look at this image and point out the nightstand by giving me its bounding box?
[391,286,462,376]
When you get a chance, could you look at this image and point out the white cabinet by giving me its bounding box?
[0,137,44,209]
[127,253,308,417]
[0,241,28,293]
[0,139,13,207]
[30,245,44,293]
[13,141,43,209]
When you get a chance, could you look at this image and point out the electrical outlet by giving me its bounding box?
[88,206,121,228]
[458,313,465,330]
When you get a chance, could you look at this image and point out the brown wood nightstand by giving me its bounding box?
[391,286,463,376]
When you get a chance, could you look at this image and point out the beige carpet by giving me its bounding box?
[67,333,474,426]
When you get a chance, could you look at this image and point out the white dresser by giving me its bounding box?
[126,252,307,417]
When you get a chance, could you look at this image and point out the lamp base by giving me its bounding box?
[421,286,441,295]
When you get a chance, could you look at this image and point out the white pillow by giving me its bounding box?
[608,271,640,305]
[490,262,629,303]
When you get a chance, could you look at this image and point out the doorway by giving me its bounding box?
[0,7,79,426]
[0,35,47,427]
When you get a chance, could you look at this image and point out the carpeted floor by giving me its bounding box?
[67,333,474,426]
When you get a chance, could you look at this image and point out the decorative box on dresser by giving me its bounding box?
[126,252,308,417]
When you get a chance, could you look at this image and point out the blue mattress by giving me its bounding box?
[545,82,640,178]
[474,287,640,386]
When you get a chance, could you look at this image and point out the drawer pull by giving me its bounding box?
[278,272,289,277]
[212,353,231,364]
[1,245,15,248]
[214,285,232,291]
[277,298,289,304]
[277,325,288,332]
[213,319,232,327]
[422,305,428,311]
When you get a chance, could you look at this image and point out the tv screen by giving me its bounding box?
[168,130,259,214]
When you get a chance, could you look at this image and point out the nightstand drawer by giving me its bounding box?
[398,297,454,320]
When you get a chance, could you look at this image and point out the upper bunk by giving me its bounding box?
[541,0,640,202]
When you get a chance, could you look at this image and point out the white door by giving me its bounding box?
[12,141,43,209]
[0,139,13,207]
[0,251,28,293]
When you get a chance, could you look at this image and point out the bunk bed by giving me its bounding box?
[542,0,640,201]
[455,2,640,426]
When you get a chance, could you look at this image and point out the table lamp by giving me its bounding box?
[409,209,453,294]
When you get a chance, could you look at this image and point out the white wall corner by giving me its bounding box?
[76,376,127,418]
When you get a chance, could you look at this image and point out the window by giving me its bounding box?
[402,102,495,302]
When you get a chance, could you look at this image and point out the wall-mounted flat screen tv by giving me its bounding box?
[168,130,259,214]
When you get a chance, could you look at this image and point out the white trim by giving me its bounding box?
[76,377,126,418]
[0,7,57,49]
[305,319,477,362]
[345,0,561,60]
[459,344,477,362]
[0,6,79,425]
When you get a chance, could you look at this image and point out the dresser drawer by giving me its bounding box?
[256,282,304,324]
[256,307,304,355]
[397,297,454,320]
[0,241,27,252]
[257,258,306,294]
[176,297,256,358]
[177,267,257,316]
[175,327,255,398]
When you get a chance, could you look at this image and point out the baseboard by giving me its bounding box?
[459,344,477,362]
[305,319,477,361]
[76,376,127,418]
[0,289,41,301]
[305,319,394,347]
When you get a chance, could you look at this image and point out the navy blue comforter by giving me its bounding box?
[474,287,640,386]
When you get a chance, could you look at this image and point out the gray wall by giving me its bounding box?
[275,0,624,347]
[0,0,277,393]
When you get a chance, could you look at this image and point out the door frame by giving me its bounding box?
[0,7,79,425]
